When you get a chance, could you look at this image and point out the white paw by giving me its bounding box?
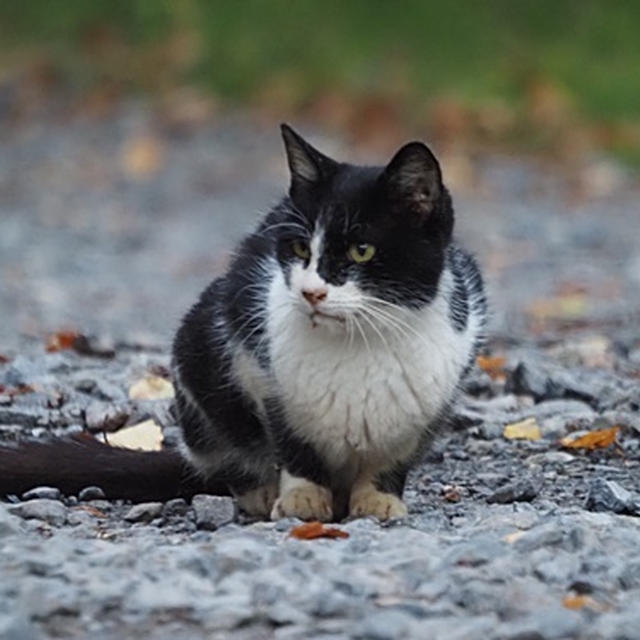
[349,486,408,521]
[271,484,333,522]
[236,483,279,518]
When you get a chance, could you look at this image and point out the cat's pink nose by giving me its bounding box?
[302,287,328,307]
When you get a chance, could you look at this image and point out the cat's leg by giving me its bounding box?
[174,382,278,518]
[349,462,409,520]
[267,407,333,521]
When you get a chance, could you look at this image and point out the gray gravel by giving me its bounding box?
[1,100,640,638]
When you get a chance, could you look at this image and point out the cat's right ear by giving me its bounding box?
[281,124,337,196]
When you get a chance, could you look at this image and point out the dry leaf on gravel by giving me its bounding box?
[562,594,606,612]
[128,376,175,400]
[442,485,462,502]
[121,135,165,179]
[72,505,107,518]
[503,417,541,441]
[45,330,80,352]
[0,384,35,397]
[289,521,349,540]
[105,419,163,451]
[476,355,506,380]
[559,426,620,451]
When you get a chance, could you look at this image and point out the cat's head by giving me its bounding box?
[273,124,454,330]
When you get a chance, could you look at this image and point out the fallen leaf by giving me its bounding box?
[0,384,35,397]
[105,419,163,451]
[72,505,107,518]
[562,594,606,612]
[476,355,506,380]
[442,485,461,502]
[289,521,349,540]
[527,294,588,322]
[560,426,620,451]
[45,330,80,352]
[128,376,175,400]
[504,417,541,441]
[121,134,165,179]
[503,531,525,544]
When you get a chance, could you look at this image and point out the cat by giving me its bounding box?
[0,124,486,517]
[171,124,487,521]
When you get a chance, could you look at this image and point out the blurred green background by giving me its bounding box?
[1,0,639,162]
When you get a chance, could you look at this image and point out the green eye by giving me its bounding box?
[348,243,376,263]
[292,240,311,260]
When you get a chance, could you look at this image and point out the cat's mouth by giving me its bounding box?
[310,310,346,327]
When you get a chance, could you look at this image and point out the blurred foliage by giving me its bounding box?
[1,0,639,160]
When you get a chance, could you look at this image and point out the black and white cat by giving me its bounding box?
[172,125,487,522]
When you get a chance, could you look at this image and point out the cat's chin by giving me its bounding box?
[309,310,346,330]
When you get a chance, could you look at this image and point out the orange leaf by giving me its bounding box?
[476,355,506,380]
[560,426,620,451]
[45,330,80,353]
[562,594,591,610]
[289,521,349,540]
[562,594,606,612]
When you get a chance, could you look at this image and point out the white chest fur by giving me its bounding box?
[263,268,474,472]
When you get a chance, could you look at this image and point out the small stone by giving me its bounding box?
[124,502,163,523]
[84,401,129,432]
[487,477,541,504]
[21,486,62,501]
[0,504,20,537]
[358,610,417,640]
[78,486,106,501]
[162,498,189,518]
[585,478,640,515]
[0,394,12,406]
[192,494,237,530]
[8,499,67,526]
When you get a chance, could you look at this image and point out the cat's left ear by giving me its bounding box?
[382,142,442,219]
[281,124,338,194]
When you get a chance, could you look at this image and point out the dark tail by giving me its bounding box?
[0,436,230,502]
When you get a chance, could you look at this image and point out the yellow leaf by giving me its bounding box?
[129,376,174,400]
[106,419,163,451]
[503,417,541,441]
[503,531,525,544]
[560,426,620,451]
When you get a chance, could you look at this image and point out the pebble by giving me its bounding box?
[487,477,541,504]
[0,504,20,537]
[84,402,129,432]
[78,486,106,501]
[124,502,164,523]
[7,498,67,526]
[162,497,189,518]
[585,478,640,515]
[21,486,62,501]
[192,494,237,530]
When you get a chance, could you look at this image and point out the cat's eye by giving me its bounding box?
[348,243,376,263]
[292,240,311,260]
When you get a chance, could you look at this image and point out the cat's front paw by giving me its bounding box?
[349,485,408,521]
[271,484,333,522]
[236,482,279,518]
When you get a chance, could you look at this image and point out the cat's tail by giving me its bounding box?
[0,436,230,502]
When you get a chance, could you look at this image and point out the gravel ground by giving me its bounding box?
[1,99,640,639]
